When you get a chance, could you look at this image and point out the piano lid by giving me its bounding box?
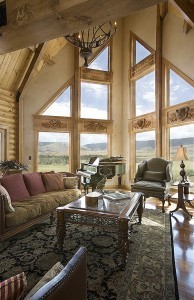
[88,157,99,166]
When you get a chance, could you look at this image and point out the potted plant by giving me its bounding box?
[0,160,29,176]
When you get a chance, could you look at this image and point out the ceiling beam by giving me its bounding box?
[170,0,194,27]
[0,0,165,55]
[16,43,44,101]
[159,1,168,19]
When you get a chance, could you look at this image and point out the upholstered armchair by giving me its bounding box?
[131,157,173,213]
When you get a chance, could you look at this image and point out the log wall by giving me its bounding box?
[0,88,18,160]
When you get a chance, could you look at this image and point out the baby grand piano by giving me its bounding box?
[77,156,126,193]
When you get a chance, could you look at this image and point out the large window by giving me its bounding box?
[169,70,194,106]
[80,133,108,164]
[135,130,156,166]
[135,40,151,64]
[89,47,109,71]
[80,82,109,119]
[42,87,71,117]
[135,71,155,116]
[170,124,194,182]
[38,132,70,172]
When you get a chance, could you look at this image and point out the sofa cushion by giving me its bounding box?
[23,172,46,195]
[24,262,64,299]
[143,171,165,182]
[0,173,30,202]
[0,184,15,213]
[5,189,81,228]
[41,173,64,192]
[63,176,79,189]
[0,272,27,300]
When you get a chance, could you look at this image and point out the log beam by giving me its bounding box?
[170,0,194,27]
[0,0,165,54]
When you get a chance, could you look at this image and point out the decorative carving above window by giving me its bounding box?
[41,119,67,129]
[81,67,112,82]
[16,4,33,24]
[78,120,113,133]
[33,116,72,131]
[130,53,155,79]
[84,121,107,132]
[128,115,155,133]
[168,105,194,124]
[133,118,151,130]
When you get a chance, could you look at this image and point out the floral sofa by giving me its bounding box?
[0,171,81,241]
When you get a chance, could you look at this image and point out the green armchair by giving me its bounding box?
[131,157,173,213]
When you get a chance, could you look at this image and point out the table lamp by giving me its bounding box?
[174,144,189,183]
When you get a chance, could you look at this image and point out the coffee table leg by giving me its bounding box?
[137,194,144,224]
[118,219,129,265]
[56,209,66,251]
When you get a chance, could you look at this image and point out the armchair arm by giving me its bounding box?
[30,246,87,300]
[134,160,147,182]
[166,161,173,183]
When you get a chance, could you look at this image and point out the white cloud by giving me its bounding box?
[81,105,107,119]
[81,133,107,145]
[39,132,69,143]
[42,102,70,116]
[136,131,155,141]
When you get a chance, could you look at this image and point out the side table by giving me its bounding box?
[170,192,194,219]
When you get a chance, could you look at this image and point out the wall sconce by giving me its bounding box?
[174,145,189,183]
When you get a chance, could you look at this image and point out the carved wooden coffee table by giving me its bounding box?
[56,192,143,265]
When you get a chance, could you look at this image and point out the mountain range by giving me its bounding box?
[39,137,194,154]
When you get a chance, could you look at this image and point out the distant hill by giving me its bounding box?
[38,137,194,155]
[82,143,107,151]
[39,142,69,155]
[137,137,194,150]
[39,142,107,153]
[170,137,194,147]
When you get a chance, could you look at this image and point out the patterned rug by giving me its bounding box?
[0,209,179,300]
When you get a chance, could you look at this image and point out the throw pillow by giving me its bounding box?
[0,173,30,202]
[0,272,27,300]
[23,172,46,196]
[24,262,64,299]
[0,185,15,213]
[63,176,79,189]
[41,173,64,192]
[143,171,165,182]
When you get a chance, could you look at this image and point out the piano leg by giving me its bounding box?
[118,175,122,188]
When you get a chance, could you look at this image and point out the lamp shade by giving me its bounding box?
[174,145,189,161]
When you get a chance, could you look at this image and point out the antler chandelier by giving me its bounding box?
[65,21,117,67]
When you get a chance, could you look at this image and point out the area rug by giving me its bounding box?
[0,209,179,300]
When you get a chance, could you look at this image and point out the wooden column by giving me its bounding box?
[72,47,80,173]
[155,5,163,157]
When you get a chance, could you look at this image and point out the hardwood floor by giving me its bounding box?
[145,197,194,300]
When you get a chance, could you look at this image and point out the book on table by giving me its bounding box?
[104,191,131,200]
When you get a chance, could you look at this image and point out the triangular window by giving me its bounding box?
[89,46,109,71]
[170,69,194,106]
[42,87,71,117]
[136,41,151,64]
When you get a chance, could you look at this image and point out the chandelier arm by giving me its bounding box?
[65,21,117,67]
